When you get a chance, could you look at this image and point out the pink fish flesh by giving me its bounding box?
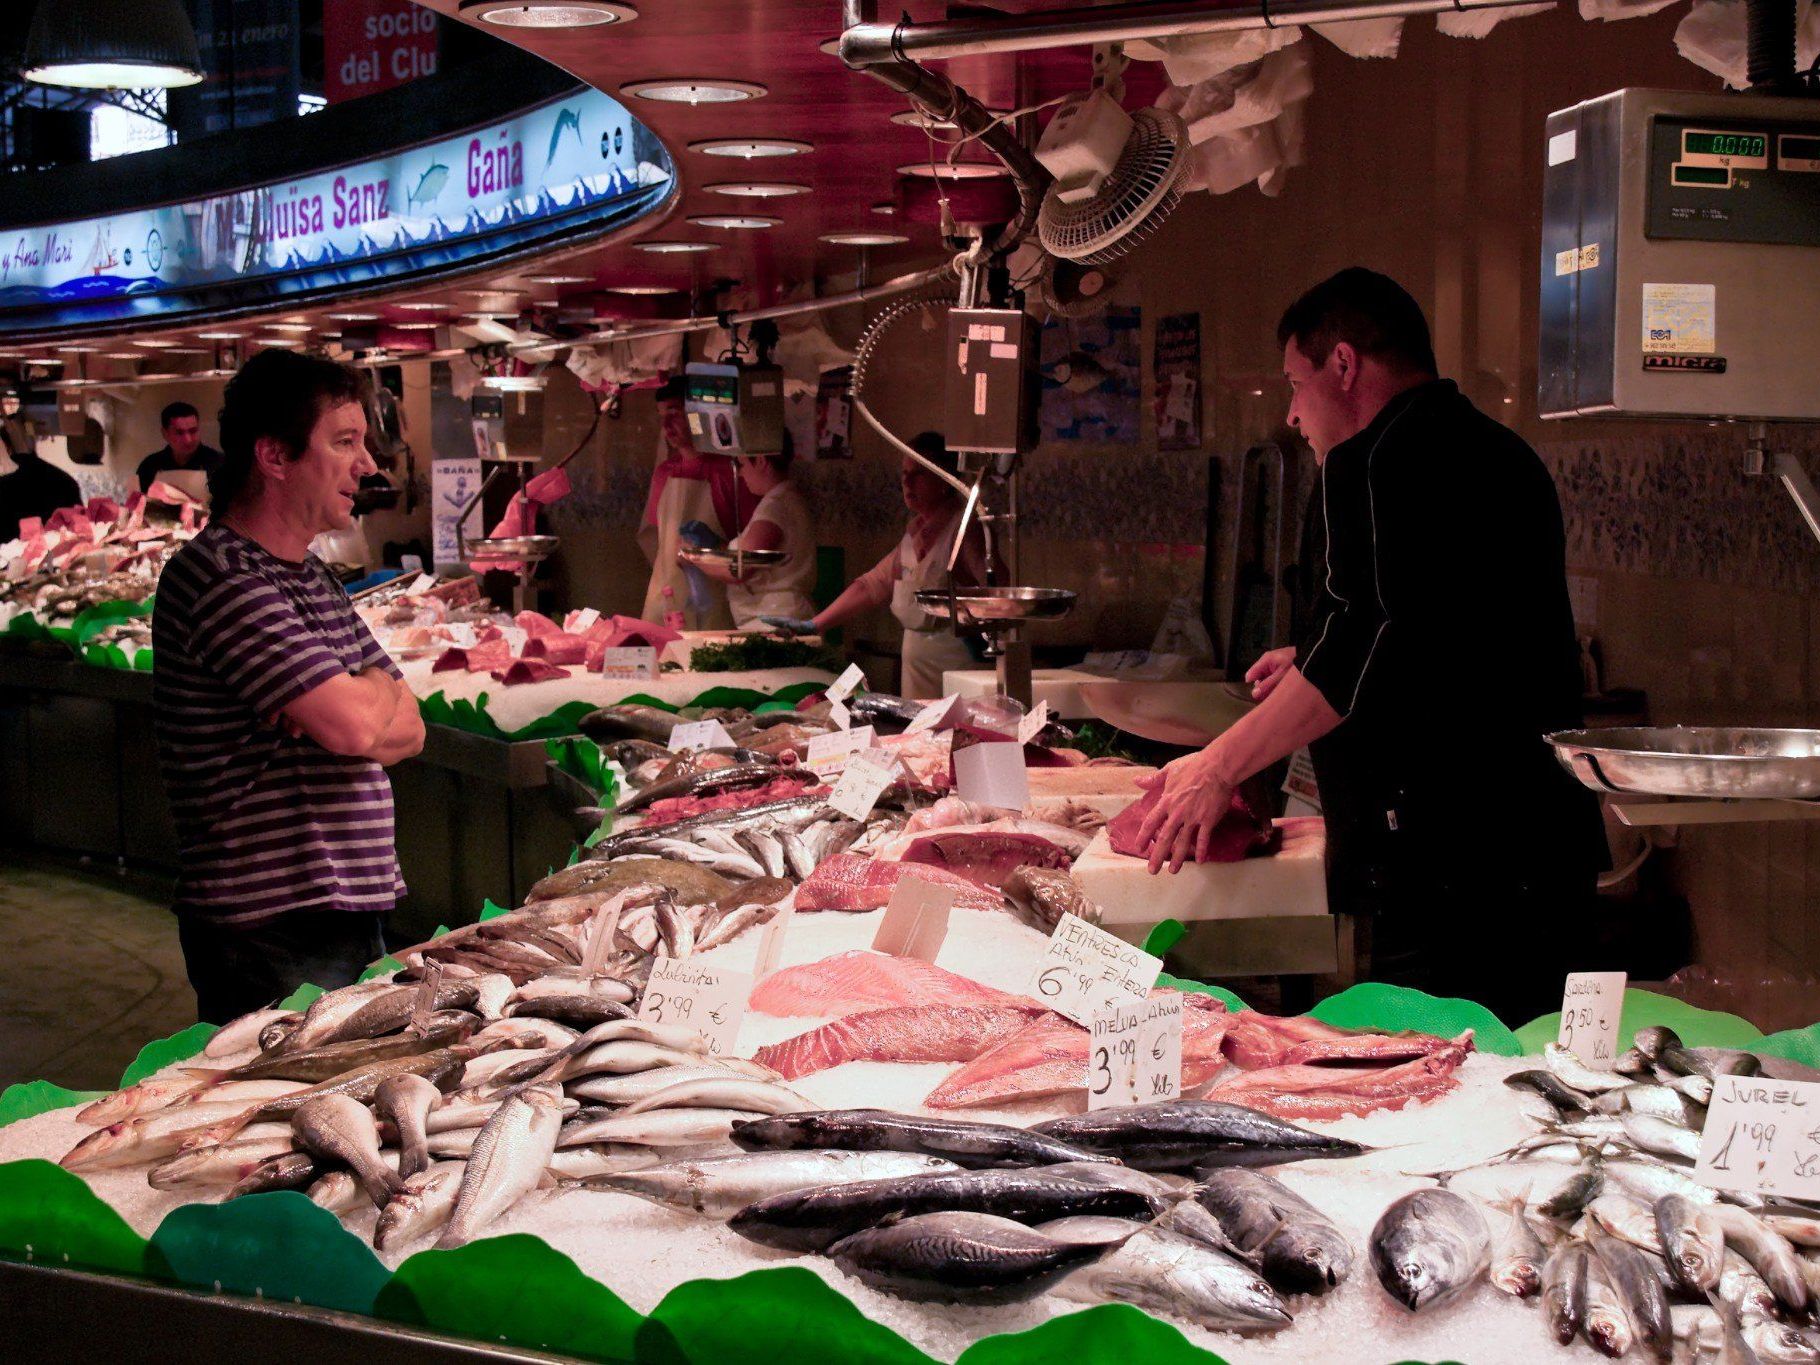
[752,1004,1042,1080]
[749,950,1024,1018]
[794,854,1003,913]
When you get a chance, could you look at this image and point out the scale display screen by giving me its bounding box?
[685,373,738,405]
[1782,134,1820,171]
[1683,129,1768,160]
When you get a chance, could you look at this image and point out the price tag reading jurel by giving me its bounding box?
[1088,995,1182,1111]
[637,957,752,1058]
[1557,971,1627,1069]
[1027,912,1163,1027]
[1696,1074,1820,1201]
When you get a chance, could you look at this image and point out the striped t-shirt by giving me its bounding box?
[152,521,406,924]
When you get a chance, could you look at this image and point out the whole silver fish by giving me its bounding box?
[1621,1111,1702,1162]
[1543,1238,1591,1344]
[1587,1193,1664,1255]
[1488,1197,1548,1298]
[1718,1248,1782,1320]
[827,1211,1111,1305]
[581,1150,962,1219]
[204,1008,295,1059]
[275,980,396,1054]
[620,1077,811,1117]
[730,1109,1112,1169]
[291,1094,406,1208]
[1582,1237,1637,1357]
[1545,1043,1634,1095]
[308,1170,365,1215]
[148,1134,297,1190]
[1607,1157,1749,1209]
[1191,1168,1354,1295]
[1054,1224,1292,1333]
[375,1073,441,1180]
[1763,1213,1820,1248]
[1709,1204,1813,1313]
[567,1066,735,1106]
[1589,1082,1705,1127]
[62,1101,277,1171]
[1590,1224,1672,1361]
[438,1084,565,1249]
[558,1107,755,1149]
[77,1072,218,1127]
[226,1151,318,1200]
[376,1162,466,1252]
[1369,1189,1491,1311]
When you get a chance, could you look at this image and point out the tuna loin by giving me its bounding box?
[753,1004,1043,1080]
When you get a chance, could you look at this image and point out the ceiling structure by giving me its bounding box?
[3,0,1156,381]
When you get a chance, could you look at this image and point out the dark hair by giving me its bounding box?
[1276,268,1437,377]
[160,401,199,429]
[907,430,960,482]
[213,350,366,508]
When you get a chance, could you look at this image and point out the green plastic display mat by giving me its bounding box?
[3,936,1817,1365]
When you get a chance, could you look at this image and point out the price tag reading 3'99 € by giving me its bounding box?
[1088,995,1182,1110]
[637,957,752,1058]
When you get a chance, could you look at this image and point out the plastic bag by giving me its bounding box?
[1579,0,1680,20]
[1128,26,1302,85]
[1312,14,1405,58]
[1157,46,1313,143]
[1676,0,1819,88]
[1437,2,1556,39]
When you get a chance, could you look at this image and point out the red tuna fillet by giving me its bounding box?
[898,830,1075,889]
[794,854,1003,913]
[750,950,1023,1018]
[1221,1011,1454,1070]
[1203,1032,1476,1121]
[1107,774,1281,863]
[753,1003,1041,1080]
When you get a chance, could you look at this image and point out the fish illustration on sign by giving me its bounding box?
[1045,347,1117,395]
[407,163,450,212]
[545,108,583,174]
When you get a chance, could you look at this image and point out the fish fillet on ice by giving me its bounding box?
[1220,1011,1454,1070]
[752,1004,1043,1080]
[1204,1033,1476,1121]
[749,950,1025,1018]
[794,854,1003,913]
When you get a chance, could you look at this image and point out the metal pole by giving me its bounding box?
[842,0,1562,65]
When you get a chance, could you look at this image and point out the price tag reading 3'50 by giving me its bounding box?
[1557,971,1626,1069]
[1028,913,1164,1027]
[1088,995,1182,1111]
[637,957,752,1058]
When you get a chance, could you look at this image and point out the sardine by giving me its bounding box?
[582,1150,963,1219]
[1054,1224,1292,1333]
[1718,1249,1782,1320]
[1503,1069,1591,1114]
[1606,1157,1742,1209]
[620,1077,811,1117]
[1545,1043,1633,1095]
[1369,1188,1491,1311]
[1543,1238,1591,1344]
[1632,1026,1682,1063]
[1033,1100,1368,1173]
[1662,1046,1762,1080]
[1590,1224,1673,1361]
[1708,1205,1814,1313]
[1539,1166,1604,1219]
[1582,1238,1637,1357]
[438,1084,565,1249]
[729,1108,1112,1169]
[1743,1316,1820,1365]
[1589,1082,1706,1128]
[827,1211,1110,1304]
[291,1094,406,1208]
[1489,1197,1548,1298]
[1587,1193,1664,1255]
[374,1073,441,1180]
[1621,1111,1702,1162]
[1191,1168,1354,1295]
[376,1162,466,1252]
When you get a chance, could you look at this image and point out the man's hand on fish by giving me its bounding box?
[1246,646,1297,701]
[1137,749,1238,876]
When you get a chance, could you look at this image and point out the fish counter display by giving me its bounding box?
[4,702,1820,1364]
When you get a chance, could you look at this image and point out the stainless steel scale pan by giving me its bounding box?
[1548,726,1820,800]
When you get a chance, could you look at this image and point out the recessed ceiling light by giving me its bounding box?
[459,289,521,299]
[133,338,179,347]
[634,240,717,254]
[890,107,1006,131]
[58,344,99,353]
[531,298,560,307]
[691,138,812,159]
[391,321,442,330]
[195,331,242,340]
[267,321,313,332]
[394,302,450,312]
[871,201,898,216]
[622,78,765,105]
[162,347,209,355]
[103,352,142,360]
[821,231,909,246]
[459,0,636,28]
[462,311,516,320]
[478,373,549,392]
[688,214,780,230]
[25,356,64,366]
[897,161,1008,180]
[604,285,681,295]
[705,182,809,199]
[525,273,592,285]
[328,312,380,321]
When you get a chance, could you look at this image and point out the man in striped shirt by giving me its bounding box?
[152,350,424,1023]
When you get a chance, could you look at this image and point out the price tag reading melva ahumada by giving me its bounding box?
[1088,994,1182,1111]
[637,957,752,1058]
[1696,1074,1820,1202]
[1027,912,1163,1027]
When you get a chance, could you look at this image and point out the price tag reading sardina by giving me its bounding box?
[598,646,657,681]
[1088,995,1182,1111]
[669,719,736,753]
[827,748,898,822]
[1696,1074,1820,1201]
[1558,971,1627,1069]
[806,725,876,776]
[1027,912,1163,1027]
[637,957,752,1058]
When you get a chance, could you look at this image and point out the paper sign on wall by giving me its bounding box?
[670,719,736,752]
[1558,971,1627,1069]
[599,647,657,681]
[1695,1075,1820,1201]
[1088,995,1182,1110]
[638,957,752,1057]
[872,875,954,962]
[1027,912,1163,1027]
[954,740,1029,811]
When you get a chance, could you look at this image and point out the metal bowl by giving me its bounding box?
[1548,726,1820,800]
[465,534,560,562]
[679,546,787,569]
[915,586,1076,624]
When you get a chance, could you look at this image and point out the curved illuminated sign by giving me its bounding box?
[0,87,672,334]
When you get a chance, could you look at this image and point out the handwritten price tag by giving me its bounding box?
[829,695,852,730]
[1016,700,1052,746]
[637,957,752,1058]
[599,646,657,681]
[904,694,958,734]
[1088,995,1182,1110]
[1027,913,1163,1027]
[1696,1074,1820,1200]
[827,748,898,822]
[806,725,876,776]
[826,663,866,704]
[1558,971,1627,1069]
[872,875,955,962]
[670,719,736,752]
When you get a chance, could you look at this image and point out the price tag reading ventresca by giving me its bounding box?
[637,957,752,1058]
[1557,971,1627,1069]
[1088,994,1182,1111]
[1696,1074,1820,1201]
[1027,912,1164,1027]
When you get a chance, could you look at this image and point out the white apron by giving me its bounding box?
[642,473,732,629]
[726,482,816,628]
[891,516,975,700]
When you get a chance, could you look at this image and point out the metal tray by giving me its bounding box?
[1548,726,1820,800]
[679,546,786,569]
[465,534,559,561]
[915,586,1076,624]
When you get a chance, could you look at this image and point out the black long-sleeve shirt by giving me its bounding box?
[1301,380,1605,885]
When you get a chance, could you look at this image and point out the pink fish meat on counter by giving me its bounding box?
[752,1003,1043,1079]
[491,658,571,686]
[1106,774,1282,863]
[897,829,1077,890]
[640,774,824,828]
[524,632,590,665]
[793,854,1003,913]
[1202,1032,1477,1121]
[515,610,563,637]
[923,993,1232,1109]
[749,949,1026,1018]
[1220,1011,1455,1071]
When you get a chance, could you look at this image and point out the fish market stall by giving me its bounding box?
[6,702,1817,1365]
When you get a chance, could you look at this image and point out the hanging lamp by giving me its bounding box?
[23,0,205,90]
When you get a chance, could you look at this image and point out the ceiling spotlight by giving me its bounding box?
[525,273,592,285]
[103,352,143,360]
[327,312,381,321]
[622,79,765,105]
[478,373,549,392]
[705,182,809,199]
[459,0,636,28]
[604,285,681,295]
[890,107,1006,131]
[393,302,450,312]
[195,331,243,340]
[821,231,909,246]
[132,338,179,347]
[23,0,204,90]
[691,138,812,159]
[634,241,717,254]
[688,214,780,230]
[390,321,442,330]
[871,202,898,216]
[266,321,313,332]
[896,161,1008,180]
[25,357,65,366]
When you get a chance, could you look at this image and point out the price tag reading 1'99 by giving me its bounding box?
[637,957,752,1058]
[1088,995,1182,1111]
[1695,1074,1820,1201]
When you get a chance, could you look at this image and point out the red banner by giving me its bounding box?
[323,0,439,104]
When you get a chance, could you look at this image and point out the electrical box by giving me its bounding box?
[1540,88,1820,421]
[684,361,785,456]
[943,307,1038,456]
